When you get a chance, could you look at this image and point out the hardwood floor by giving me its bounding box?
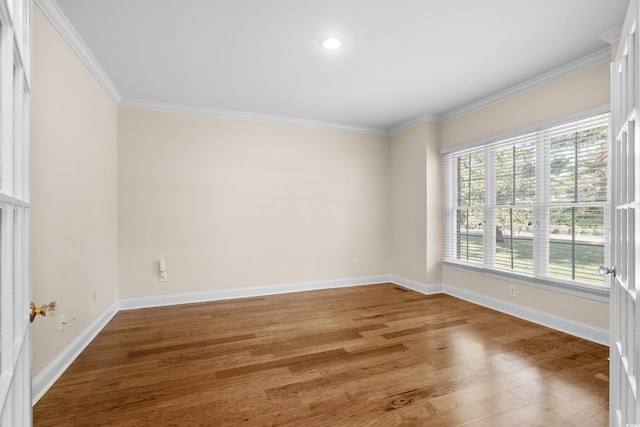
[33,283,609,426]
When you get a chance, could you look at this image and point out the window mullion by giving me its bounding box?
[572,132,579,280]
[484,146,496,267]
[534,132,550,278]
[443,155,457,261]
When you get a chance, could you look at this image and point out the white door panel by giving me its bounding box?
[611,0,640,424]
[0,0,31,425]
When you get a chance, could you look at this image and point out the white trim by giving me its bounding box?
[388,113,441,136]
[31,301,118,405]
[33,0,122,104]
[439,48,612,123]
[599,25,623,44]
[441,284,609,346]
[118,275,392,311]
[119,99,390,136]
[390,275,442,294]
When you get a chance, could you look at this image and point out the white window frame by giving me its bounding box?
[442,106,611,302]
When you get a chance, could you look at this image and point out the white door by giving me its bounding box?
[610,0,640,425]
[0,0,31,425]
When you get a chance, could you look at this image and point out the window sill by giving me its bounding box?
[443,260,610,303]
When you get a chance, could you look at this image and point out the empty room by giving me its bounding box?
[0,0,637,425]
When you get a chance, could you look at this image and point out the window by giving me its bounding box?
[443,113,609,291]
[456,151,484,263]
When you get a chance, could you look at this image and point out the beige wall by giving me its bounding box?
[117,107,391,298]
[440,63,611,329]
[31,7,118,377]
[390,122,442,284]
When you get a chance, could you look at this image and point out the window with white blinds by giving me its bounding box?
[443,113,609,290]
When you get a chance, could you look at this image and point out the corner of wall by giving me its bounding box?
[390,121,443,285]
[32,5,119,381]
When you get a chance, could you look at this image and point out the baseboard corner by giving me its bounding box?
[391,275,443,295]
[32,300,119,405]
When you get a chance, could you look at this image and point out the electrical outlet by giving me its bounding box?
[352,258,358,268]
[59,314,67,332]
[367,258,372,266]
[509,286,516,297]
[92,291,97,303]
[159,258,168,282]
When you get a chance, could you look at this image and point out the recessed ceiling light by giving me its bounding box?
[321,37,343,49]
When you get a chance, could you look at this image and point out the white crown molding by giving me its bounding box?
[388,113,441,136]
[120,98,390,136]
[599,25,623,44]
[439,47,612,123]
[32,300,119,405]
[34,0,122,104]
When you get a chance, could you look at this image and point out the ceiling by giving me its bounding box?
[49,0,629,134]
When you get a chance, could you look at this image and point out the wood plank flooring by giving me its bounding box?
[33,283,609,426]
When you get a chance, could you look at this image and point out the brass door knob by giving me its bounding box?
[30,301,55,323]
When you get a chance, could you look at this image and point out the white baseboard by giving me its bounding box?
[388,278,608,346]
[118,275,393,311]
[440,284,609,346]
[390,275,443,294]
[32,275,610,406]
[32,300,119,405]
